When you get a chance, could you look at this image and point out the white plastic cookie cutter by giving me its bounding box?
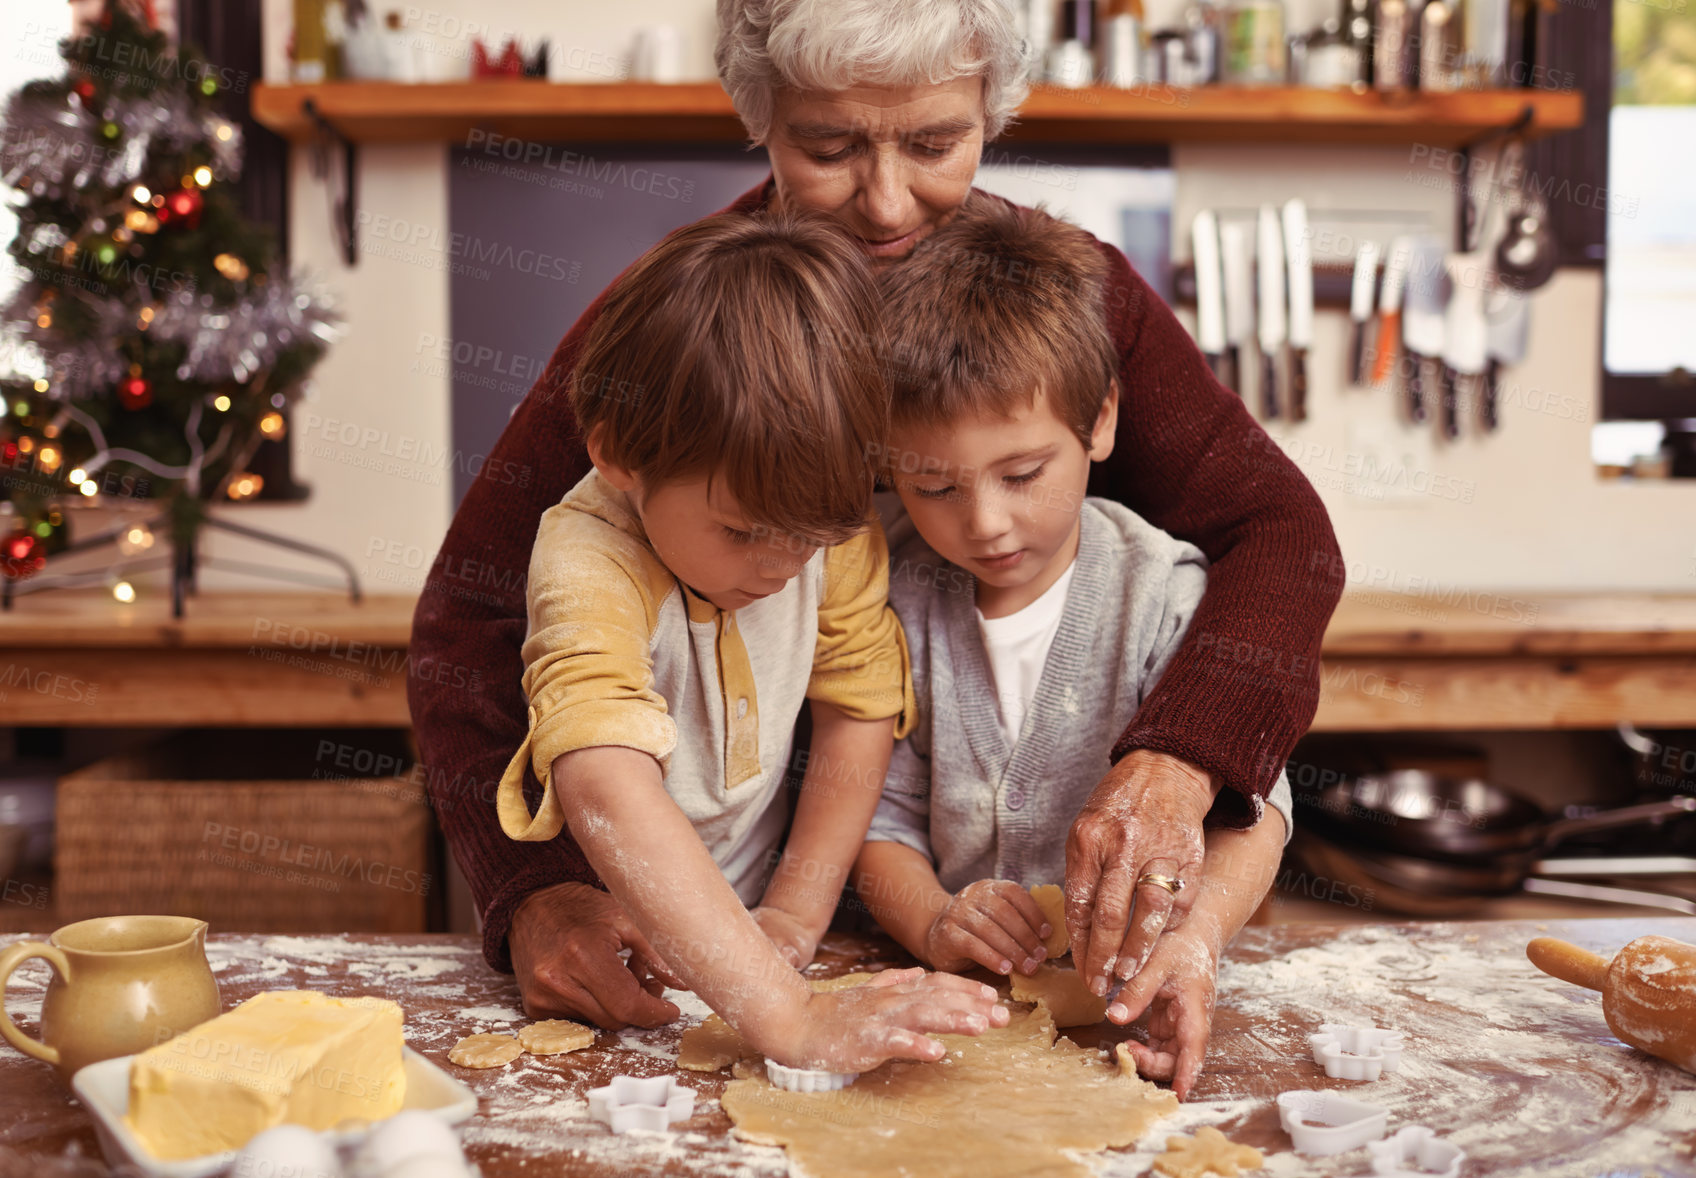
[587,1075,697,1133]
[1277,1089,1390,1155]
[1368,1126,1466,1177]
[1310,1023,1405,1081]
[764,1060,859,1092]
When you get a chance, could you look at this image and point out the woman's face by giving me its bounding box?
[765,77,985,264]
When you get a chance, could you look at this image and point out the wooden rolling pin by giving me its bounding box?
[1527,935,1696,1075]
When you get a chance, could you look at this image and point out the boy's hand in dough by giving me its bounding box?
[924,880,1051,976]
[774,967,1010,1073]
[1103,926,1220,1101]
[751,905,822,970]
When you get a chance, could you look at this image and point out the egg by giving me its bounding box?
[352,1111,465,1178]
[231,1124,342,1178]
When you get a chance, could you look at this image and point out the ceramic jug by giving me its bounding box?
[0,914,221,1082]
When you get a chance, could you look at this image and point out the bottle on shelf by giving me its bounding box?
[1098,0,1148,87]
[1373,0,1415,90]
[1047,0,1100,87]
[1223,0,1287,84]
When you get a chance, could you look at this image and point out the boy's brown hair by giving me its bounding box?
[569,210,886,547]
[876,194,1116,450]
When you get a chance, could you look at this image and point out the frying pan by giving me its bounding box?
[1293,768,1696,862]
[1288,829,1696,917]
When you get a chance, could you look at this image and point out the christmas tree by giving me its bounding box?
[0,0,333,586]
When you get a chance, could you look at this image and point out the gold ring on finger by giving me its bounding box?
[1137,873,1185,896]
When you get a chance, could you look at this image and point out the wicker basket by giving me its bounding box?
[56,730,431,933]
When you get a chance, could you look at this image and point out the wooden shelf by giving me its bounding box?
[250,80,1583,148]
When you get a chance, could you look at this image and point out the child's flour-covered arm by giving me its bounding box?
[552,744,1008,1071]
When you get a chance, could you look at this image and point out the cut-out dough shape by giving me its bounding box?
[722,1002,1177,1178]
[447,1032,524,1068]
[518,1019,596,1055]
[1010,963,1109,1027]
[1154,1126,1266,1178]
[677,973,875,1072]
[1114,1041,1140,1077]
[1029,883,1070,960]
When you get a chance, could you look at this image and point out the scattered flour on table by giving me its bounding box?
[460,1005,523,1023]
[1212,925,1696,1178]
[458,1058,785,1177]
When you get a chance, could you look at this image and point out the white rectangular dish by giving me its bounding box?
[72,1047,479,1178]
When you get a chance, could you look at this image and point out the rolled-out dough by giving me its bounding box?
[677,973,875,1072]
[517,1019,595,1055]
[1009,963,1108,1027]
[721,1001,1178,1178]
[1153,1126,1265,1178]
[447,1032,523,1068]
[1029,884,1070,960]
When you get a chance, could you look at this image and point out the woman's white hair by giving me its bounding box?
[716,0,1028,143]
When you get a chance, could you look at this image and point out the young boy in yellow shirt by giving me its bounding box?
[496,211,1004,1073]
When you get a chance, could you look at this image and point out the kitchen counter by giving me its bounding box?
[3,920,1693,1176]
[5,589,1694,730]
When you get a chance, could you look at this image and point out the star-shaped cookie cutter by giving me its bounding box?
[1310,1023,1405,1081]
[1367,1126,1466,1177]
[587,1075,697,1133]
[764,1060,860,1092]
[1277,1089,1390,1156]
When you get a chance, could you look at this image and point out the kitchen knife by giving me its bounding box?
[1347,241,1380,387]
[1372,235,1415,387]
[1221,221,1254,394]
[1400,236,1448,424]
[1482,283,1529,431]
[1256,204,1285,420]
[1440,250,1490,439]
[1282,199,1314,422]
[1192,210,1227,380]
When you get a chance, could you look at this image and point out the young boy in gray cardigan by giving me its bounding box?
[854,197,1294,1099]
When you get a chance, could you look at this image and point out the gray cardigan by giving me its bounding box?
[868,494,1294,892]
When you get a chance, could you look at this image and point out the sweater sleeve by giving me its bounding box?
[406,180,775,973]
[1089,241,1344,828]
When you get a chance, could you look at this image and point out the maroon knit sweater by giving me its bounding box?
[407,178,1344,973]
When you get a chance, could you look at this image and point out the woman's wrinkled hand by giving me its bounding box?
[1064,750,1214,999]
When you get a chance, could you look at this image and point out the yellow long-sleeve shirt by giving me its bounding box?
[496,470,914,903]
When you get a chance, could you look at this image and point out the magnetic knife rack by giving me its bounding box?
[1173,102,1542,308]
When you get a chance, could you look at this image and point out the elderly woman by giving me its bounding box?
[409,0,1341,1094]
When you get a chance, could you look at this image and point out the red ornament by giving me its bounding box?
[159,188,204,228]
[73,78,96,100]
[2,533,45,580]
[119,374,153,409]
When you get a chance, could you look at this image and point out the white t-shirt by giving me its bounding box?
[975,562,1077,750]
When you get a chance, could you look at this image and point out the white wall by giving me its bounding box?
[1174,142,1696,591]
[243,1,1696,597]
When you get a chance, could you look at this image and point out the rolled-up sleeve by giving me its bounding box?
[807,526,916,737]
[496,504,675,842]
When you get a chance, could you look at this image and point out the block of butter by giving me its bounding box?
[125,990,406,1160]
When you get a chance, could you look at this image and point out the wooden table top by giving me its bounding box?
[4,921,1693,1176]
[0,592,416,649]
[3,590,1695,656]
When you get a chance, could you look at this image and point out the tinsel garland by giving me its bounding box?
[0,85,241,198]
